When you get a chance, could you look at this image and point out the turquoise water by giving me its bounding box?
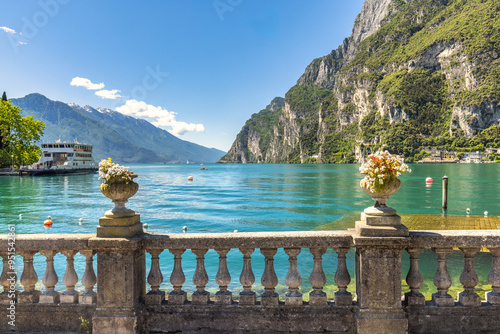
[0,163,499,296]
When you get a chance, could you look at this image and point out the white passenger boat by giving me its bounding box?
[24,140,98,176]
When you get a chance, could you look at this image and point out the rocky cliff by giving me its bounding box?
[220,0,500,163]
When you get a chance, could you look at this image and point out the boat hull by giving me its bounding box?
[25,168,98,176]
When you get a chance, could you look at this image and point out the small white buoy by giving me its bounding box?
[234,230,238,233]
[484,211,488,217]
[187,176,194,181]
[79,218,83,225]
[466,208,470,215]
[182,226,187,233]
[143,223,149,229]
[19,214,23,219]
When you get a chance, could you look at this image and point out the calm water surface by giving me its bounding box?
[1,163,499,296]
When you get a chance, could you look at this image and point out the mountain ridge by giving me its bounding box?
[11,93,225,164]
[220,0,500,163]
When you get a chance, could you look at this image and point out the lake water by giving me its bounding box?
[1,163,499,297]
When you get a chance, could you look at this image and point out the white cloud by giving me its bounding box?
[116,99,205,136]
[95,89,121,100]
[0,26,16,34]
[70,77,105,90]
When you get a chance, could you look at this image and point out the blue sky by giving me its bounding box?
[0,0,364,151]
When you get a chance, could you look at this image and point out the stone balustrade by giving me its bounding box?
[141,231,354,307]
[2,230,500,333]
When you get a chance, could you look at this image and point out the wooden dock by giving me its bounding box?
[401,213,500,230]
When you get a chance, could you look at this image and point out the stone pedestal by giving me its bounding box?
[334,291,352,306]
[238,291,256,305]
[356,211,409,238]
[90,237,145,334]
[458,291,481,307]
[261,293,279,307]
[404,292,425,306]
[97,214,143,238]
[487,291,500,305]
[168,291,187,305]
[79,291,97,305]
[192,291,210,304]
[215,291,232,305]
[309,291,327,306]
[39,290,61,304]
[18,290,41,304]
[145,290,165,305]
[354,210,409,334]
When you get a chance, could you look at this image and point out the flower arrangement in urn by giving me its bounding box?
[359,150,411,208]
[99,158,138,217]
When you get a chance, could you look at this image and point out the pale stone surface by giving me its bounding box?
[168,291,187,305]
[238,292,256,305]
[97,214,143,238]
[334,291,353,306]
[39,290,60,304]
[215,291,232,305]
[79,292,97,304]
[261,293,279,307]
[432,293,455,306]
[309,293,328,306]
[458,291,481,307]
[145,291,165,305]
[192,291,210,304]
[487,291,500,305]
[404,292,425,306]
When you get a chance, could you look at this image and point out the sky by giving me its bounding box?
[0,0,365,152]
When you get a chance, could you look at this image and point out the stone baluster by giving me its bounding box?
[79,250,97,304]
[0,252,17,304]
[431,247,454,306]
[168,249,187,305]
[239,248,256,305]
[215,248,232,305]
[145,249,165,305]
[60,250,80,303]
[260,248,279,307]
[487,247,500,305]
[404,248,425,306]
[309,247,327,306]
[192,248,210,304]
[284,248,302,306]
[39,250,60,303]
[458,247,481,306]
[334,247,352,306]
[18,251,41,303]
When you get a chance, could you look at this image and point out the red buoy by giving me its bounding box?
[425,177,433,184]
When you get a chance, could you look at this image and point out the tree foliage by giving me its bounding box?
[0,100,45,167]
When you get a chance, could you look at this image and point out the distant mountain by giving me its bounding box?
[11,93,225,163]
[222,0,500,163]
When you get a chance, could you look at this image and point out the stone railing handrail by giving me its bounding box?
[409,230,500,248]
[141,230,355,249]
[0,233,95,251]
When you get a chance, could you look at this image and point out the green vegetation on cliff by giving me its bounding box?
[222,0,500,164]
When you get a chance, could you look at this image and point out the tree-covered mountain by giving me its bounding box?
[11,93,225,164]
[220,0,500,163]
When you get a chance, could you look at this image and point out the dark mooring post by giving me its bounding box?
[442,175,448,210]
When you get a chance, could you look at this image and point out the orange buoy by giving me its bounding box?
[44,216,53,226]
[187,176,194,181]
[425,177,433,184]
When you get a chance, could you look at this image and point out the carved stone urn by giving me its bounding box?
[100,173,139,218]
[360,177,401,215]
[357,177,408,237]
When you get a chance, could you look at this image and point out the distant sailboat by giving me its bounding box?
[186,160,189,164]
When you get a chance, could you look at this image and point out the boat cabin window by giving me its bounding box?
[48,144,53,148]
[44,153,51,157]
[42,144,47,148]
